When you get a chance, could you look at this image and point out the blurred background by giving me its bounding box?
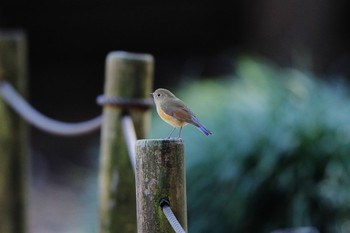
[1,0,350,232]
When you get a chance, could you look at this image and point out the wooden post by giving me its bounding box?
[98,51,153,233]
[0,31,28,233]
[135,139,187,233]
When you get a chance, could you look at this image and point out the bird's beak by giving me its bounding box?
[150,92,154,96]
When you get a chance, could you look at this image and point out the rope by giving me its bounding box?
[160,199,186,233]
[121,115,136,173]
[97,95,153,109]
[0,81,102,136]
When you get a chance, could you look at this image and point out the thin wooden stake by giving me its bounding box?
[0,31,28,233]
[135,139,188,233]
[98,51,153,233]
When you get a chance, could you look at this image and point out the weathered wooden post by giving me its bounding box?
[0,31,28,233]
[135,139,187,232]
[98,51,153,233]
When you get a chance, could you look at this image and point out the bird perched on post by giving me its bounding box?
[151,88,212,139]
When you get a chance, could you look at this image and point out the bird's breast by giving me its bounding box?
[156,105,187,127]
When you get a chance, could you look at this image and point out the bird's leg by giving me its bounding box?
[177,126,183,139]
[166,127,176,139]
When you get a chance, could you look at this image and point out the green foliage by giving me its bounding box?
[150,57,350,233]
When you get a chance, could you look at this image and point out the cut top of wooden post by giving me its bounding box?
[104,51,154,99]
[107,51,154,62]
[136,138,184,148]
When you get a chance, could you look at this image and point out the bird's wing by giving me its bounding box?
[162,99,196,123]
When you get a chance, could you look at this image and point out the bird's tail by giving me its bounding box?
[197,123,212,136]
[191,116,212,136]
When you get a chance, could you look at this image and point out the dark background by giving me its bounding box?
[1,1,349,118]
[1,1,350,232]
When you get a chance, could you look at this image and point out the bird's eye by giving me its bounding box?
[157,93,161,97]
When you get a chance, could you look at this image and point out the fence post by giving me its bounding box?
[135,139,187,232]
[98,51,154,233]
[0,31,28,233]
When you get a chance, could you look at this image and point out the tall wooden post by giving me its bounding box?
[135,139,187,233]
[98,51,153,233]
[0,31,28,233]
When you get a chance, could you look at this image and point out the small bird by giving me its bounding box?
[151,88,212,139]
